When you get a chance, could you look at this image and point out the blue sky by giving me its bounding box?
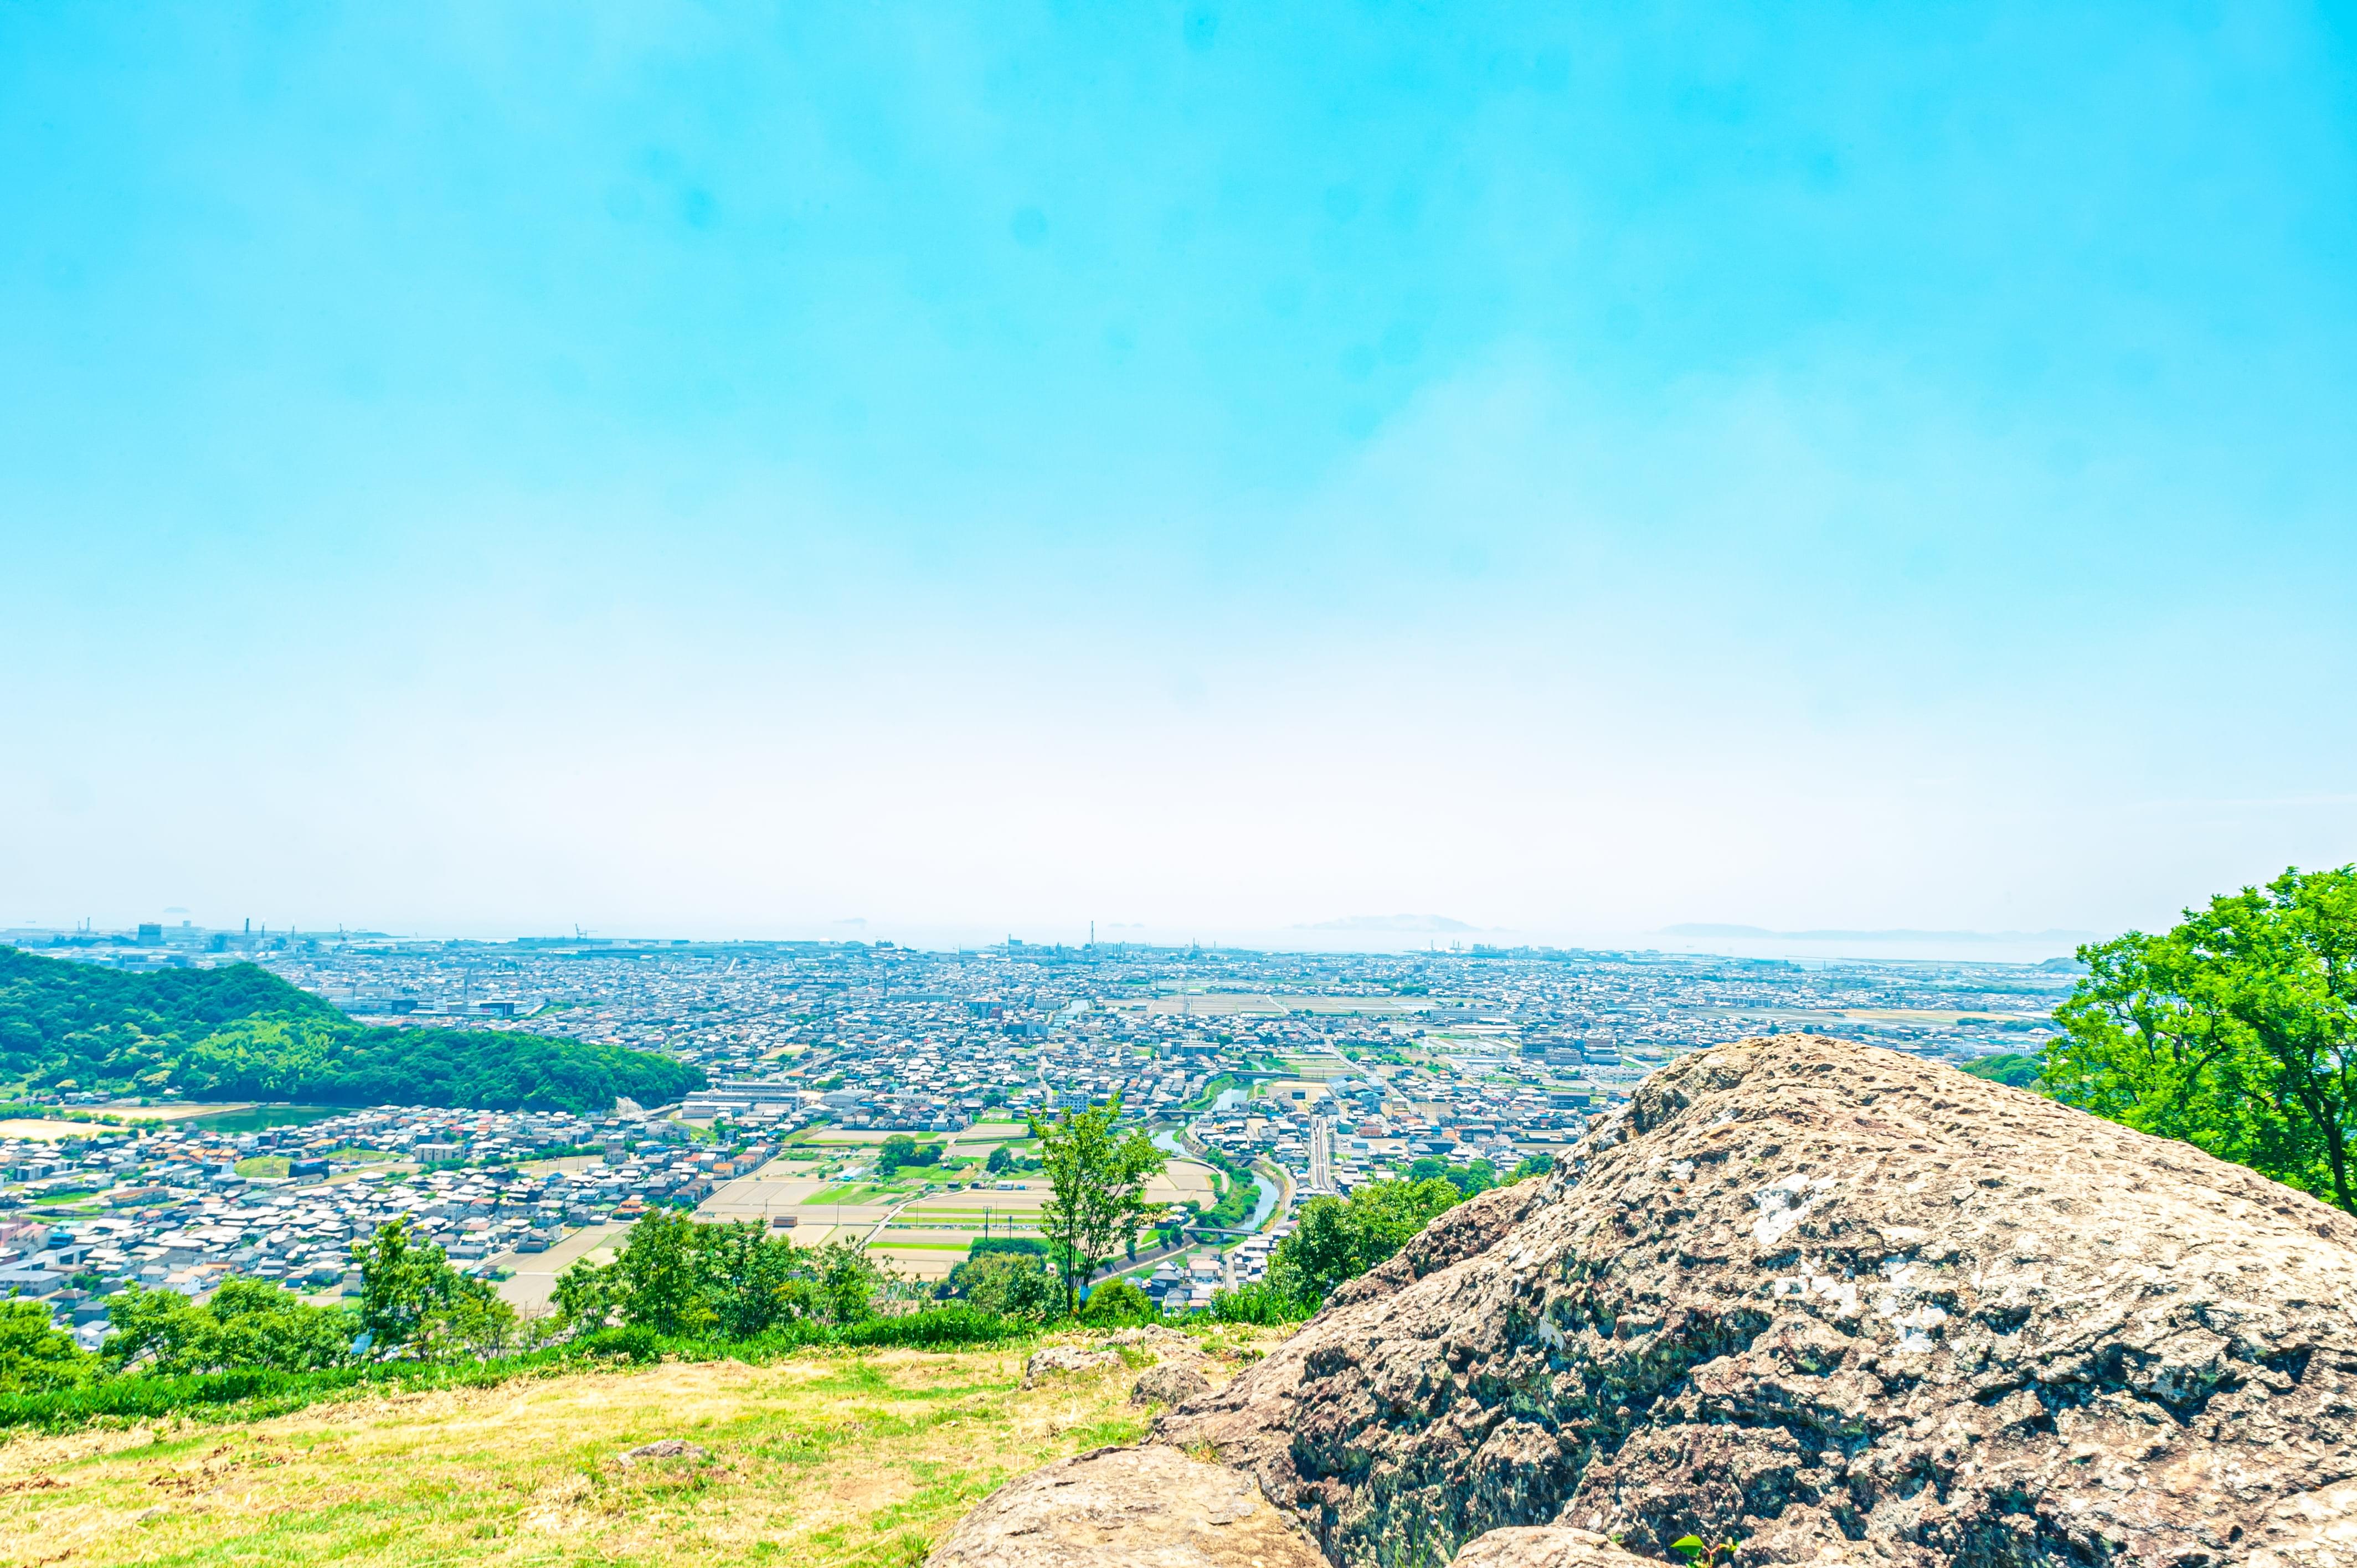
[4,2,2354,948]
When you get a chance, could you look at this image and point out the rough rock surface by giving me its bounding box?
[1023,1344,1124,1388]
[1450,1527,1660,1568]
[1157,1036,2357,1568]
[1134,1359,1216,1407]
[1110,1324,1212,1359]
[925,1442,1324,1568]
[619,1438,707,1463]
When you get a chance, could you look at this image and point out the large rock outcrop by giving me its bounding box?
[1153,1036,2357,1567]
[925,1443,1326,1568]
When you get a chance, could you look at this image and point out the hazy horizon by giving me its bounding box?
[6,4,2353,945]
[1,907,2100,967]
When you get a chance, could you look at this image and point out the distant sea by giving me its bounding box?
[707,921,2101,966]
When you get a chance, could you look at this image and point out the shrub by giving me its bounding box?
[555,1218,891,1337]
[105,1278,357,1375]
[1404,1156,1496,1197]
[353,1218,518,1359]
[837,1306,1020,1349]
[570,1325,663,1363]
[1078,1277,1155,1324]
[946,1250,1062,1323]
[1272,1177,1462,1307]
[967,1236,1046,1258]
[0,1301,95,1394]
[1206,1281,1310,1325]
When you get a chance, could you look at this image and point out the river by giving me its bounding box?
[1156,1126,1280,1231]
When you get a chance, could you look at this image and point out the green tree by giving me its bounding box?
[810,1237,888,1323]
[551,1252,623,1331]
[1406,1156,1496,1196]
[207,1278,359,1370]
[555,1219,888,1338]
[946,1250,1061,1322]
[984,1144,1013,1174]
[1268,1177,1463,1308]
[1079,1276,1155,1324]
[2048,867,2357,1210]
[1961,1051,2045,1089]
[607,1208,709,1335]
[105,1278,356,1374]
[1030,1098,1165,1316]
[98,1283,212,1371]
[352,1217,516,1358]
[877,1133,918,1177]
[0,1300,92,1392]
[693,1220,805,1338]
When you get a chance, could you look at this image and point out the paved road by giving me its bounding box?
[1307,1115,1334,1193]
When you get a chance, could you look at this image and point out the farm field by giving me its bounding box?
[0,1120,103,1141]
[677,1159,1224,1281]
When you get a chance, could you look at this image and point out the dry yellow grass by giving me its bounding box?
[0,1336,1273,1568]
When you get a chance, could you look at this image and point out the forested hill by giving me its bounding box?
[0,948,703,1114]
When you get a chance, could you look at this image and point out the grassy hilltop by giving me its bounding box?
[0,1340,1221,1568]
[0,948,703,1114]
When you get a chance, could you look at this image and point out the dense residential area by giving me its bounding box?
[0,925,2076,1340]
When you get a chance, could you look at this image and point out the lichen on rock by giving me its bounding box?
[1022,1344,1124,1388]
[1149,1035,2357,1568]
[925,1443,1324,1568]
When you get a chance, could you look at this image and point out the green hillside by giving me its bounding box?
[0,948,702,1113]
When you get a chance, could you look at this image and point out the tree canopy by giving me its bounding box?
[352,1217,518,1358]
[553,1210,891,1336]
[104,1277,359,1375]
[944,1249,1062,1322]
[0,1301,90,1394]
[876,1134,941,1177]
[1030,1098,1164,1316]
[1405,1155,1498,1196]
[2046,866,2357,1212]
[1267,1177,1464,1307]
[0,948,701,1113]
[1961,1051,2044,1089]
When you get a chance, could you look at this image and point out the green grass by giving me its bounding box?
[0,1329,1221,1568]
[24,1188,106,1205]
[0,1311,1035,1436]
[234,1155,291,1178]
[811,1183,913,1205]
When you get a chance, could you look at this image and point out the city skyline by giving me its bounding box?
[1,910,2109,966]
